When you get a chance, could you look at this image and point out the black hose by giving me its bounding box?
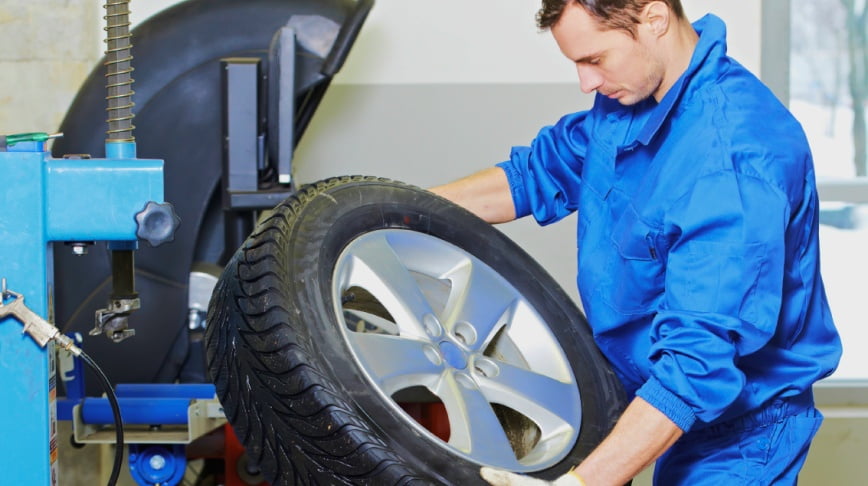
[79,350,124,486]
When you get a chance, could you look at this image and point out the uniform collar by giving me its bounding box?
[633,14,728,146]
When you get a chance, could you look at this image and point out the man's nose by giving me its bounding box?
[577,65,604,94]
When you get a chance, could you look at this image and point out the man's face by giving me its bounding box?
[551,3,665,105]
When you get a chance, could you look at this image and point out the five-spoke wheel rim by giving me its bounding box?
[332,229,582,472]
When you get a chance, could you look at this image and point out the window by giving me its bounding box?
[790,0,866,179]
[765,0,868,380]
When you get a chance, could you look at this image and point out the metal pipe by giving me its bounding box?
[110,249,137,300]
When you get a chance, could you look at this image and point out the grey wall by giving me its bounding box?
[294,83,593,305]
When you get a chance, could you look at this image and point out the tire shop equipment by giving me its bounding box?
[54,0,372,394]
[206,176,628,485]
[0,0,179,483]
[49,0,373,484]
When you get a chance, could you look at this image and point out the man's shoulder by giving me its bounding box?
[675,75,813,197]
[688,67,809,156]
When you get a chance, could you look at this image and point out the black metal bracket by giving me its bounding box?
[220,0,374,211]
[220,57,294,211]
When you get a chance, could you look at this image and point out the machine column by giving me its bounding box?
[0,142,57,485]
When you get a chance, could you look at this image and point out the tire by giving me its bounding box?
[205,176,626,485]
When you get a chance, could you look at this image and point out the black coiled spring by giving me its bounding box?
[104,0,135,142]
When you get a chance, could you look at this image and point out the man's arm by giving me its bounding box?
[428,167,517,224]
[481,396,683,486]
[571,396,683,485]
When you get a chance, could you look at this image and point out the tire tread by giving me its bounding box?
[206,177,430,485]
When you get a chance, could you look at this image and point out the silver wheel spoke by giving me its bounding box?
[476,361,580,438]
[435,373,519,467]
[441,259,516,350]
[345,331,443,396]
[344,234,435,339]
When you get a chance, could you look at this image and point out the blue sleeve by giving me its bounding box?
[496,111,590,225]
[636,168,790,430]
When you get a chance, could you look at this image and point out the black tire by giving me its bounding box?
[205,176,626,485]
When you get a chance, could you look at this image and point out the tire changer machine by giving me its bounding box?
[0,0,372,484]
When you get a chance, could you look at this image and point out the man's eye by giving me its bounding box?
[589,58,601,65]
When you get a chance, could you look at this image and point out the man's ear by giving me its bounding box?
[640,1,671,38]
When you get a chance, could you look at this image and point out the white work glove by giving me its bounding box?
[480,467,586,486]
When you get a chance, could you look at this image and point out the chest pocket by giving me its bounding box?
[604,204,666,314]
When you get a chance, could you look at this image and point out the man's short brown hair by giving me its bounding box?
[537,0,686,36]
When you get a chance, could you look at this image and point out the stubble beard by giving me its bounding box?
[617,49,666,106]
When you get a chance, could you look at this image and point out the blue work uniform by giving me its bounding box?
[497,14,842,483]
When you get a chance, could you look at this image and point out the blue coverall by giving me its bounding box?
[497,14,842,484]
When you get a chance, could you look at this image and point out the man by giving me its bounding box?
[430,1,842,485]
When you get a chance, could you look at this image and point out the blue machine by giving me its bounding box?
[0,1,179,484]
[0,137,173,484]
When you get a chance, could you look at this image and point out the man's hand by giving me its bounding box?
[480,467,585,486]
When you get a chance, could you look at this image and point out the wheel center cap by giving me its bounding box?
[438,340,467,369]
